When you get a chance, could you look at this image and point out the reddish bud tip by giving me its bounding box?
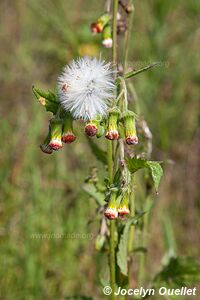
[104,207,118,220]
[85,124,98,137]
[40,144,53,154]
[125,136,138,145]
[49,140,63,151]
[91,22,103,34]
[118,206,130,218]
[62,133,76,144]
[105,130,119,140]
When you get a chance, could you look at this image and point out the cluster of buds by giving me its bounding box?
[84,109,138,146]
[90,13,112,48]
[40,113,76,155]
[104,191,130,220]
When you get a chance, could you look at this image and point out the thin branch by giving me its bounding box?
[124,62,159,79]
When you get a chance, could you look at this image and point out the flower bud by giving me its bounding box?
[91,13,110,34]
[102,24,113,48]
[62,112,76,144]
[105,110,120,140]
[40,131,53,154]
[118,192,130,218]
[121,111,138,145]
[85,121,98,137]
[96,124,105,138]
[49,118,63,150]
[104,193,118,220]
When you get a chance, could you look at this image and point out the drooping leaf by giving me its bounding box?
[146,161,163,192]
[126,157,163,192]
[87,138,107,164]
[83,182,105,206]
[32,86,59,114]
[117,213,145,276]
[153,256,200,288]
[126,157,147,174]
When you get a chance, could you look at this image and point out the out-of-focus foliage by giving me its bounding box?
[0,0,199,299]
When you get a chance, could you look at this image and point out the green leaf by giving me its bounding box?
[83,182,105,206]
[126,157,147,174]
[162,216,177,264]
[32,86,59,114]
[117,213,145,276]
[126,157,163,192]
[153,256,200,288]
[87,138,107,164]
[146,161,163,192]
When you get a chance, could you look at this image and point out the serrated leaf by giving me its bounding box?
[87,138,107,164]
[126,157,163,192]
[126,157,147,174]
[117,213,145,276]
[146,161,163,192]
[82,182,105,206]
[153,256,200,288]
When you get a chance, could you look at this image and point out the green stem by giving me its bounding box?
[112,0,118,72]
[107,140,116,299]
[107,1,118,298]
[138,195,151,286]
[128,177,135,253]
[124,62,159,79]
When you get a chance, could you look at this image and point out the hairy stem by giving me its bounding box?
[107,1,119,298]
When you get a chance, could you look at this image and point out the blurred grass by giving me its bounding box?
[0,0,200,299]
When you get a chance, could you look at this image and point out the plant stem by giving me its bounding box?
[124,62,159,79]
[123,1,134,72]
[112,0,118,72]
[107,140,116,299]
[107,1,118,298]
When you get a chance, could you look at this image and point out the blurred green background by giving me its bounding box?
[0,0,199,299]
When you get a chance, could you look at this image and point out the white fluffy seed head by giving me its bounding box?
[57,57,115,121]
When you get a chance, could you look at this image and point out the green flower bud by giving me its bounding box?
[96,123,105,138]
[121,111,138,145]
[105,110,120,140]
[118,192,130,218]
[102,24,113,48]
[40,131,53,154]
[104,192,118,220]
[62,112,76,144]
[49,118,63,150]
